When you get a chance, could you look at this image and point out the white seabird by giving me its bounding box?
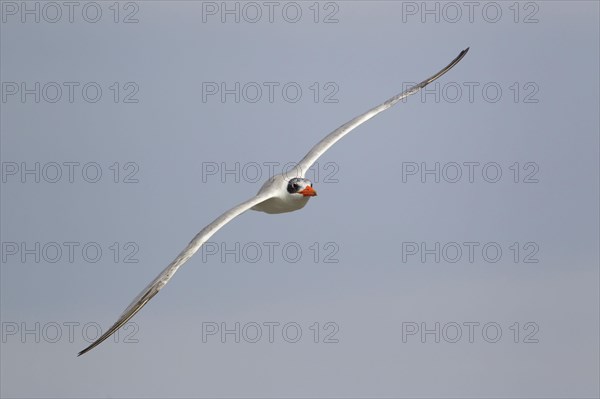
[78,47,469,356]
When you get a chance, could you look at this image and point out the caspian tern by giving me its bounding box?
[78,48,469,356]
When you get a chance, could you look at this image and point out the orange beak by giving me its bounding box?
[299,186,317,197]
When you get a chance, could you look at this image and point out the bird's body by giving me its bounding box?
[251,193,311,214]
[78,48,469,356]
[251,174,314,214]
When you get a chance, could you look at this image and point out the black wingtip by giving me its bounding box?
[453,47,470,64]
[455,47,470,63]
[420,47,470,88]
[77,327,113,357]
[77,345,92,357]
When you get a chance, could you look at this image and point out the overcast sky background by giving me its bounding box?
[1,1,599,398]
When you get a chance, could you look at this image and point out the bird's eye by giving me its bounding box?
[287,180,300,194]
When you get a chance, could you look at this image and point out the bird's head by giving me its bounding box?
[286,177,317,198]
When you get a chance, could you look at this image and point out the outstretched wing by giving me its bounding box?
[78,193,273,356]
[294,48,469,176]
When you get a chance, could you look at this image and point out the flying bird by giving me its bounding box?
[78,47,469,356]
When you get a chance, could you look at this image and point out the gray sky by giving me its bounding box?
[1,1,599,398]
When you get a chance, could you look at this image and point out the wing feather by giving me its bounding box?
[294,48,469,176]
[77,193,272,356]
